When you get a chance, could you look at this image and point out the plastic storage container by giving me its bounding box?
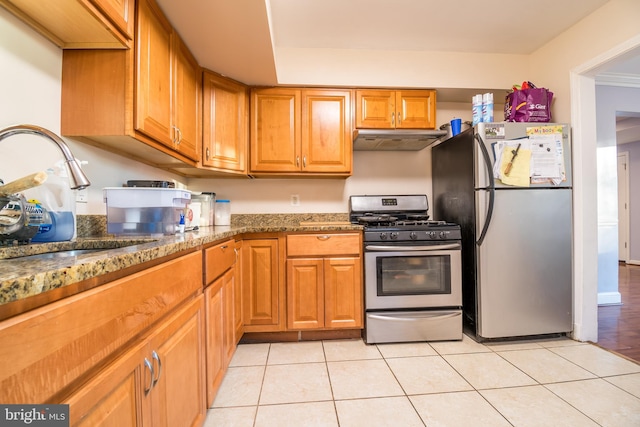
[25,163,76,242]
[214,199,230,226]
[190,192,215,226]
[103,187,191,235]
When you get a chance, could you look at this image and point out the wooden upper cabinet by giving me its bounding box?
[173,35,201,162]
[91,0,134,39]
[0,0,133,48]
[136,0,200,161]
[302,89,352,174]
[250,87,352,176]
[356,89,436,129]
[135,0,173,147]
[202,71,248,174]
[61,0,202,169]
[250,88,301,173]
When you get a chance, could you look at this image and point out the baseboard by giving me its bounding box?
[625,259,640,265]
[598,291,622,305]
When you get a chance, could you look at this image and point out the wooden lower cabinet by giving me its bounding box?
[66,295,206,427]
[241,237,286,332]
[286,233,363,331]
[287,257,362,330]
[203,238,239,407]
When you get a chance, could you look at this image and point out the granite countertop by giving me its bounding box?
[0,214,361,318]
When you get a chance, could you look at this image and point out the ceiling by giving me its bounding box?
[156,0,613,86]
[155,0,639,144]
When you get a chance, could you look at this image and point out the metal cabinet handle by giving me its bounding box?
[391,112,395,126]
[296,156,300,167]
[206,147,210,159]
[144,357,154,395]
[151,350,162,387]
[172,126,178,144]
[176,128,182,145]
[397,112,401,125]
[316,235,331,241]
[303,156,307,168]
[221,245,228,251]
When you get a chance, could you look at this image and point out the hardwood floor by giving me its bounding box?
[597,262,640,362]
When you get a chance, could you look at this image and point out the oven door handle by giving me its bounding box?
[368,312,460,322]
[365,243,461,251]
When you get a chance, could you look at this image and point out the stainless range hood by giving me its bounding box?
[353,129,448,151]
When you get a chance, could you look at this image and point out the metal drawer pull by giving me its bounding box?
[220,245,228,250]
[144,358,154,395]
[151,350,162,387]
[316,235,331,241]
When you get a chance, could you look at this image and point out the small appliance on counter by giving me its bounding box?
[103,187,191,235]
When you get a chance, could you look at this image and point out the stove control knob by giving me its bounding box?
[390,232,398,240]
[428,231,437,239]
[439,231,447,239]
[379,233,388,240]
[409,232,417,240]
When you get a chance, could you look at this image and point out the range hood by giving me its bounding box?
[353,129,448,151]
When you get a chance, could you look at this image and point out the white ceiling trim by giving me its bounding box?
[596,72,640,88]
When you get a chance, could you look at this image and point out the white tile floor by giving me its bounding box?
[204,335,640,427]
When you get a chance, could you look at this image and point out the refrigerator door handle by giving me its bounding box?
[475,133,495,246]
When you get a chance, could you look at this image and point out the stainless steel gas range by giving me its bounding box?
[349,195,463,344]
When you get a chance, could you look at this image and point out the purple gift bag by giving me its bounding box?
[504,88,553,122]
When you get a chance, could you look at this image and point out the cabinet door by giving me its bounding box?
[173,34,201,162]
[65,342,147,427]
[233,240,244,342]
[250,88,301,172]
[395,90,436,129]
[355,90,395,129]
[136,0,173,147]
[222,268,236,364]
[302,90,352,173]
[203,72,248,172]
[204,279,225,408]
[148,296,206,427]
[324,257,363,329]
[242,239,283,330]
[287,258,324,330]
[91,0,135,39]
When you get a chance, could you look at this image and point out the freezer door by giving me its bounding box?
[476,188,572,338]
[475,122,572,189]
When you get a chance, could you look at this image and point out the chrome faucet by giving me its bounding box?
[0,124,91,189]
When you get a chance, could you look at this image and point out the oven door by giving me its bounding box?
[364,242,462,310]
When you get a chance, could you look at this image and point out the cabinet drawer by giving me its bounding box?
[0,251,202,404]
[287,233,361,257]
[204,239,236,284]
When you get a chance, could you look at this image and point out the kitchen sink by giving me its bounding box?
[0,238,158,261]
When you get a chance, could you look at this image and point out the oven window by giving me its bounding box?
[377,255,451,296]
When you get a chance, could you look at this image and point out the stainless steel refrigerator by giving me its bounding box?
[431,122,572,340]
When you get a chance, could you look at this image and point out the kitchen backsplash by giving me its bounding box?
[77,213,350,237]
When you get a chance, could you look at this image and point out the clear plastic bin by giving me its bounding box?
[103,187,191,235]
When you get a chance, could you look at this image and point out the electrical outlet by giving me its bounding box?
[290,194,300,206]
[76,188,88,203]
